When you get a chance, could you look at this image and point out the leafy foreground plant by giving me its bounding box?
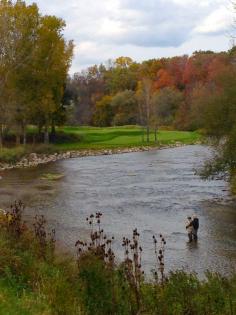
[0,203,235,315]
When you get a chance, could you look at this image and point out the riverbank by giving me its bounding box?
[0,126,201,170]
[0,141,202,171]
[0,203,235,315]
[1,145,235,277]
[231,173,236,195]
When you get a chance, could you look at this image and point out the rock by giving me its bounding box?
[20,158,28,165]
[0,142,193,172]
[28,153,38,161]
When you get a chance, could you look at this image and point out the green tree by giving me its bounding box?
[111,90,138,126]
[202,66,236,176]
[0,1,43,146]
[0,0,73,146]
[105,57,138,94]
[93,96,113,127]
[31,15,73,143]
[9,1,41,145]
[152,87,183,127]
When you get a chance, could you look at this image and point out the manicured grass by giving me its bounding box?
[55,125,201,150]
[0,126,201,163]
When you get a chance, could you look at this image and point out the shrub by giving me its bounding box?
[0,147,26,163]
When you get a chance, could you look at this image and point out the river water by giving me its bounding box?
[0,145,235,276]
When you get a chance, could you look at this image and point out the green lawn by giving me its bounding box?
[55,125,201,150]
[0,126,201,163]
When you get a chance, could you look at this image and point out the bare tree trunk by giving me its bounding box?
[146,103,150,143]
[44,123,49,144]
[146,99,150,143]
[16,134,21,146]
[22,121,26,146]
[23,127,26,146]
[15,123,21,146]
[154,126,158,143]
[37,123,42,143]
[138,102,145,143]
[142,126,145,143]
[0,124,3,150]
[50,120,56,143]
[143,78,152,143]
[146,125,150,143]
[38,124,41,136]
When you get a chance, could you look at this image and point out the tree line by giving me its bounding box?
[0,0,73,148]
[66,51,234,133]
[66,49,236,181]
[1,0,235,184]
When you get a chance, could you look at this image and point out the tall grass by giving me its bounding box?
[0,145,57,163]
[231,171,236,194]
[0,203,235,315]
[0,147,26,163]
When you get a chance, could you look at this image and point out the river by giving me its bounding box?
[0,145,235,276]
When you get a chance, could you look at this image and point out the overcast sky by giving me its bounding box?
[25,0,234,73]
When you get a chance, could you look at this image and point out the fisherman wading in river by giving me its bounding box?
[192,214,199,241]
[186,215,199,243]
[186,216,193,243]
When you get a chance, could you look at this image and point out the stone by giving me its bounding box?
[28,153,38,161]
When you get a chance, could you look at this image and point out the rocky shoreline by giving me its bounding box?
[0,142,199,171]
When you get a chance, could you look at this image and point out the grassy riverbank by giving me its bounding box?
[0,203,235,315]
[0,126,201,163]
[231,172,236,195]
[58,126,201,150]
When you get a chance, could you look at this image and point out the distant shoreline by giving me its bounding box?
[0,141,202,172]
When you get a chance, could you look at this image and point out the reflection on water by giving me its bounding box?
[0,145,236,276]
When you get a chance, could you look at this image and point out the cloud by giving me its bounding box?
[194,5,234,35]
[24,0,232,72]
[75,0,205,47]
